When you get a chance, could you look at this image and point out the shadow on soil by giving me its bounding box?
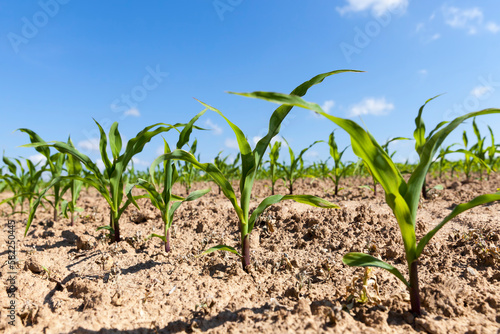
[68,304,281,333]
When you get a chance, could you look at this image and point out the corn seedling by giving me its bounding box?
[127,112,210,252]
[18,129,69,221]
[150,70,353,271]
[60,137,84,226]
[233,81,500,315]
[267,140,281,195]
[178,139,200,195]
[212,151,240,194]
[485,126,499,180]
[327,131,351,196]
[0,156,46,217]
[23,120,186,242]
[453,129,490,182]
[278,137,321,194]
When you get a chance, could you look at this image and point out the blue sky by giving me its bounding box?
[1,0,500,170]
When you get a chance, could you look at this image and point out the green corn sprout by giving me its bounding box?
[485,126,499,180]
[126,112,210,252]
[0,156,47,217]
[22,120,189,242]
[327,131,350,196]
[151,70,354,271]
[60,137,84,226]
[213,151,240,194]
[18,129,69,221]
[308,158,331,180]
[232,83,500,315]
[453,129,490,182]
[436,143,457,180]
[267,140,282,195]
[278,137,321,194]
[178,139,200,195]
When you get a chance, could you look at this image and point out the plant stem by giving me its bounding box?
[409,260,421,315]
[53,207,58,222]
[111,212,120,243]
[421,180,428,200]
[241,234,250,272]
[165,229,171,252]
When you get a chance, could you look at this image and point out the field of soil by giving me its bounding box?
[1,173,499,333]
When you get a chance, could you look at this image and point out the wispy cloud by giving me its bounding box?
[78,138,100,152]
[442,6,499,35]
[311,100,335,118]
[337,0,408,17]
[321,100,335,114]
[96,159,105,171]
[28,153,46,165]
[204,118,223,135]
[348,97,394,117]
[124,108,141,117]
[471,85,493,98]
[415,11,441,43]
[224,138,239,150]
[486,22,500,33]
[418,69,428,76]
[131,157,150,167]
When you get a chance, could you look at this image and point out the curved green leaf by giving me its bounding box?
[406,108,500,223]
[343,252,409,287]
[416,191,500,257]
[200,244,242,258]
[248,194,338,234]
[150,149,244,222]
[231,91,416,261]
[109,122,122,160]
[146,233,167,242]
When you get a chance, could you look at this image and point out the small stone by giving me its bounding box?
[25,257,44,274]
[466,267,477,277]
[76,235,96,250]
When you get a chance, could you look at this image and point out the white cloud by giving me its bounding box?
[321,100,335,114]
[204,119,222,135]
[442,6,482,33]
[28,154,46,166]
[429,33,441,41]
[124,108,141,117]
[348,97,394,117]
[96,159,105,171]
[471,85,493,98]
[486,22,500,33]
[305,150,320,159]
[418,69,428,76]
[442,6,499,35]
[224,138,239,150]
[131,157,150,167]
[78,138,100,152]
[311,100,335,118]
[156,145,165,156]
[337,0,408,17]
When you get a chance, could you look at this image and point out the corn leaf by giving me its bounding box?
[231,91,416,260]
[416,191,500,257]
[109,122,122,160]
[405,108,500,224]
[201,245,242,258]
[150,149,244,223]
[343,252,410,287]
[248,194,338,233]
